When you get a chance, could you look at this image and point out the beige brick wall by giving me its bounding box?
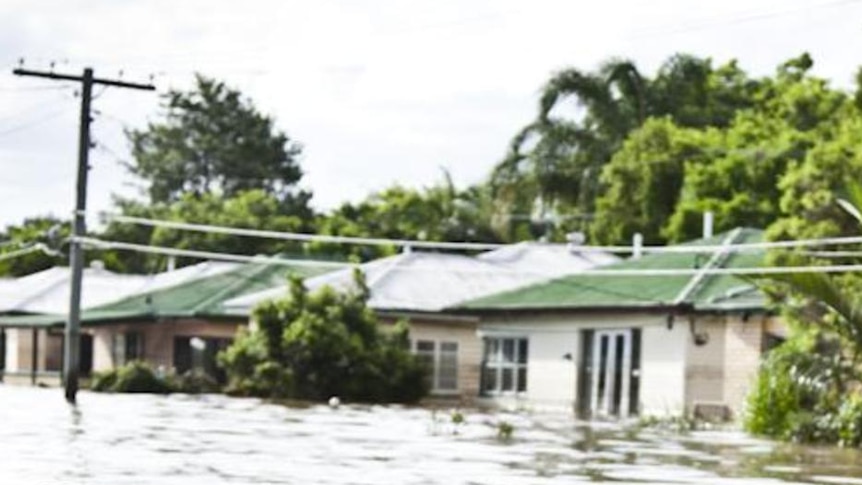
[683,314,769,419]
[4,328,50,373]
[685,316,726,409]
[92,319,245,372]
[381,316,481,401]
[722,316,765,417]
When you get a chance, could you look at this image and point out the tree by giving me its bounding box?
[312,173,501,260]
[127,75,307,207]
[491,54,764,235]
[590,117,716,245]
[97,190,315,273]
[219,272,428,403]
[588,53,858,245]
[0,217,69,277]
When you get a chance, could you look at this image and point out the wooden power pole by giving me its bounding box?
[12,66,154,403]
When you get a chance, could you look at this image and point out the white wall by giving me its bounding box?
[480,313,687,415]
[525,330,579,409]
[4,328,18,371]
[640,320,687,416]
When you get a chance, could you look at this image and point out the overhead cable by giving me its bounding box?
[75,237,353,269]
[103,214,507,251]
[103,213,862,254]
[0,243,60,262]
[74,237,862,278]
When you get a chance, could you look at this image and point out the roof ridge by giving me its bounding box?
[11,267,71,312]
[364,252,410,289]
[672,228,744,305]
[188,263,274,314]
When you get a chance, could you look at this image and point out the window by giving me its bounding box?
[112,331,144,367]
[482,337,528,395]
[173,336,233,383]
[413,340,458,392]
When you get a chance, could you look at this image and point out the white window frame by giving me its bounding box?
[413,339,459,394]
[481,336,528,396]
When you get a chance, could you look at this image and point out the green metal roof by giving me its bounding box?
[459,228,768,313]
[0,261,333,328]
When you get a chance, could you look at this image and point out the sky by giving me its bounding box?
[1,0,862,228]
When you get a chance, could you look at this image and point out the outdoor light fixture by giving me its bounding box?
[666,314,675,330]
[689,317,709,346]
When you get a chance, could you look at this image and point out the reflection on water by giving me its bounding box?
[1,386,861,484]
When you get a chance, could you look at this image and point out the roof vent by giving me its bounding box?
[566,232,586,245]
[89,260,105,271]
[703,211,714,239]
[632,233,643,259]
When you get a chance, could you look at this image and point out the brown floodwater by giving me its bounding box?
[1,385,861,484]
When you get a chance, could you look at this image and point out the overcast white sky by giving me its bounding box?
[1,0,861,228]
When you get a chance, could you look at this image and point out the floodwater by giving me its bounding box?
[1,386,862,484]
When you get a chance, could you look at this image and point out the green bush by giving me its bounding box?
[744,333,862,445]
[170,370,221,394]
[90,361,175,394]
[220,272,430,403]
[837,394,862,447]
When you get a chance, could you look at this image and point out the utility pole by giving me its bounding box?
[12,66,154,403]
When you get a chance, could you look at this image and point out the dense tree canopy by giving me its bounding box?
[98,190,315,273]
[127,75,307,207]
[491,54,766,236]
[313,173,501,260]
[219,272,428,402]
[0,217,68,277]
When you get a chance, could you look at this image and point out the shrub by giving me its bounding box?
[171,370,221,394]
[220,272,429,403]
[90,361,175,394]
[744,333,862,445]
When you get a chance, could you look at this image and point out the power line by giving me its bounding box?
[102,213,862,254]
[626,0,862,39]
[0,243,60,262]
[0,107,73,139]
[73,236,862,278]
[103,214,507,251]
[76,237,352,269]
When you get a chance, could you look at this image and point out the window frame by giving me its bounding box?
[412,339,459,394]
[481,336,528,396]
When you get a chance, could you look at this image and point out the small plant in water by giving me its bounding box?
[497,420,514,441]
[450,410,465,435]
[451,410,465,425]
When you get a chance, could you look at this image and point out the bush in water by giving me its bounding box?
[90,361,175,394]
[219,271,429,404]
[744,332,862,446]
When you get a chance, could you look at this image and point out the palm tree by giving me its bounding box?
[761,181,862,362]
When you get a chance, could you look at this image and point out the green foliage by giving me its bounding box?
[98,190,314,272]
[170,370,221,394]
[590,118,713,244]
[127,75,306,206]
[493,54,765,238]
[313,173,501,260]
[0,217,69,277]
[90,361,175,394]
[220,272,429,403]
[496,421,514,441]
[744,334,862,445]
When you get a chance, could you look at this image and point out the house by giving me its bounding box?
[457,228,783,419]
[0,264,153,384]
[0,259,334,384]
[223,244,619,400]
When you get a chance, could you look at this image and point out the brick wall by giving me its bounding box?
[722,315,764,418]
[381,316,481,402]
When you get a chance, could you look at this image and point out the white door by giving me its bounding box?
[589,329,633,418]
